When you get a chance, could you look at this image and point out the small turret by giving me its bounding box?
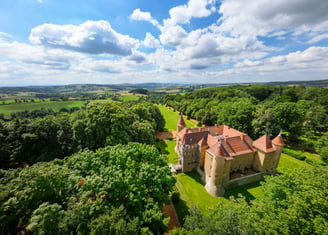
[177,115,186,132]
[272,134,284,148]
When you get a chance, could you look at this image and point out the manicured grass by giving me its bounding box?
[175,172,223,217]
[278,153,311,172]
[0,101,86,118]
[156,140,178,164]
[157,105,198,131]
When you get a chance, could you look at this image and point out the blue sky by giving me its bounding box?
[0,0,328,85]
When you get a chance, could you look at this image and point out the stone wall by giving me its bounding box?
[227,172,263,189]
[180,144,199,172]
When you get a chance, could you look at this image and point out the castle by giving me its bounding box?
[175,116,284,197]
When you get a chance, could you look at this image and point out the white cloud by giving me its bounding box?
[233,47,328,74]
[307,33,328,44]
[130,9,160,28]
[29,20,139,56]
[143,33,160,48]
[168,0,215,25]
[159,25,188,47]
[218,0,328,37]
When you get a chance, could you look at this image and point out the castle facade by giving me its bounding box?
[175,116,284,196]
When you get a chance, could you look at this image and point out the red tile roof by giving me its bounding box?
[253,135,275,153]
[207,142,229,157]
[207,135,255,157]
[177,121,281,158]
[272,134,284,147]
[177,116,186,127]
[180,131,209,145]
[198,137,208,147]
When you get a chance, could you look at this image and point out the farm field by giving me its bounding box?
[118,95,141,101]
[0,100,86,118]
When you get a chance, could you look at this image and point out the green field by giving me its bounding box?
[118,95,141,101]
[157,105,198,131]
[0,101,86,118]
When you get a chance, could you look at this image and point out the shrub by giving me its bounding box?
[171,191,180,204]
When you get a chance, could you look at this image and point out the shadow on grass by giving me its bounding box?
[155,140,169,155]
[185,172,204,185]
[174,199,189,224]
[224,181,261,202]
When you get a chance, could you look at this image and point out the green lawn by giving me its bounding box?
[0,101,85,118]
[278,153,311,172]
[175,172,223,220]
[156,140,178,164]
[157,105,198,131]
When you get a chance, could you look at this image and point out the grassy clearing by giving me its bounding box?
[0,101,85,118]
[118,95,140,101]
[157,105,198,131]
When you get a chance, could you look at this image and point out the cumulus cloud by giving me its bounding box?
[0,39,78,70]
[130,9,160,28]
[143,33,160,48]
[234,47,328,73]
[218,0,328,37]
[168,0,216,25]
[159,25,188,47]
[126,51,147,64]
[29,20,138,56]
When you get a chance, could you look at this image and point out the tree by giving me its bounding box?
[252,105,279,138]
[132,121,156,144]
[0,143,176,234]
[272,102,303,142]
[172,166,328,235]
[216,98,255,135]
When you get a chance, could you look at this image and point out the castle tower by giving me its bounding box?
[271,134,284,171]
[272,134,284,149]
[177,115,186,132]
[253,134,275,174]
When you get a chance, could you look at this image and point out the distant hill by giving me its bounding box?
[265,79,328,87]
[0,79,326,95]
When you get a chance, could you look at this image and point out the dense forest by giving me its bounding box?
[163,85,328,161]
[0,101,164,168]
[0,143,176,234]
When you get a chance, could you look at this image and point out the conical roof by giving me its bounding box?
[253,134,275,153]
[177,115,186,127]
[272,134,284,147]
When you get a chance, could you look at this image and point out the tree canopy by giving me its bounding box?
[170,166,328,235]
[0,143,176,234]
